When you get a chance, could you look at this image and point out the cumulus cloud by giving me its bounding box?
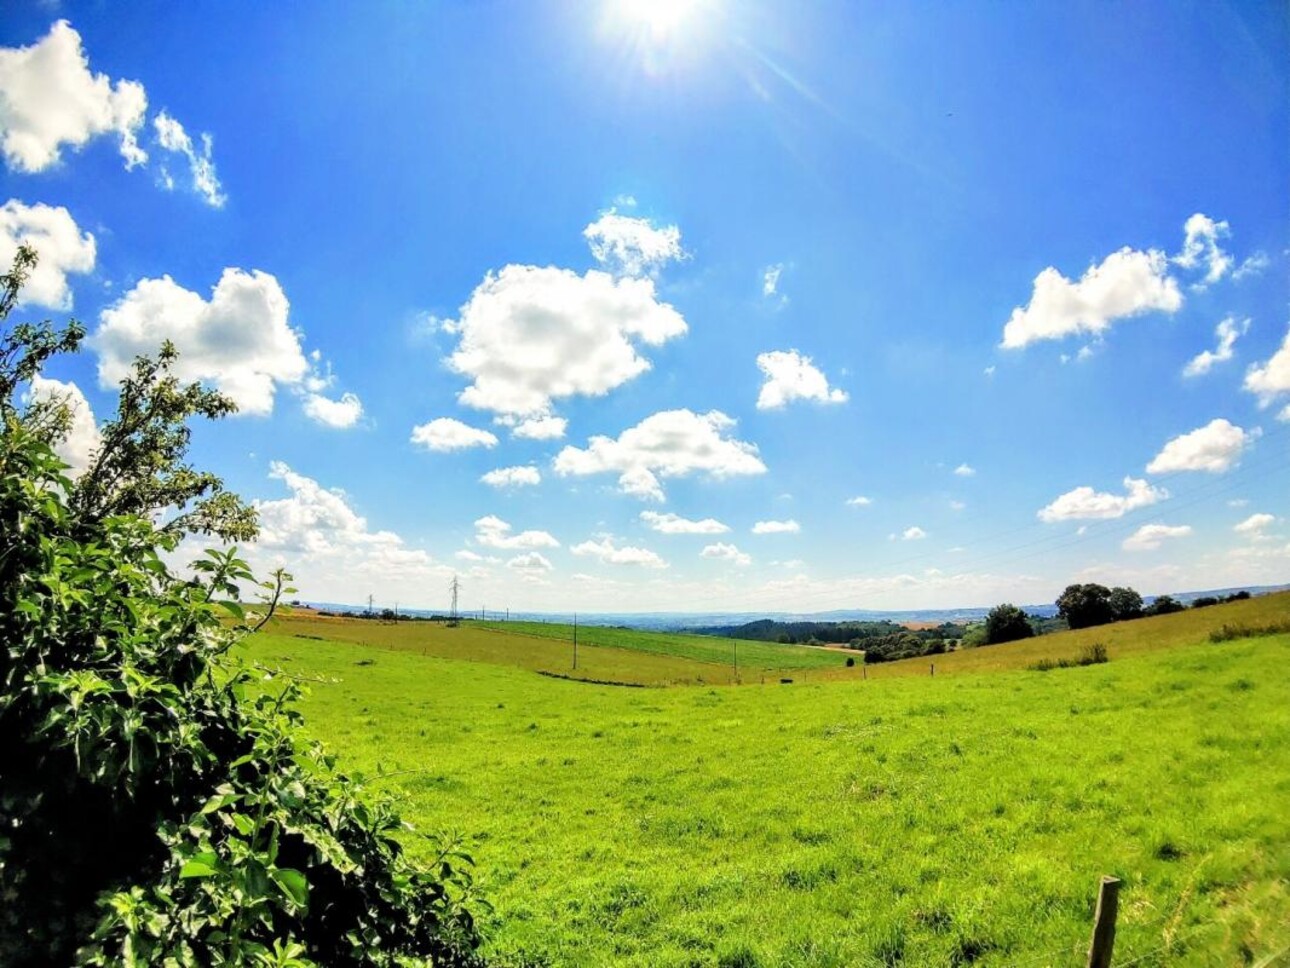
[1232,252,1270,282]
[474,515,559,550]
[0,21,147,172]
[24,375,99,476]
[1000,247,1182,349]
[1234,513,1276,539]
[1173,213,1233,286]
[0,199,95,308]
[302,392,363,429]
[506,552,553,573]
[752,519,800,535]
[1122,523,1192,552]
[901,526,927,541]
[639,510,729,534]
[570,536,667,568]
[553,408,766,501]
[701,542,751,566]
[480,465,541,489]
[1038,476,1167,522]
[153,111,224,207]
[1184,316,1249,378]
[444,264,687,419]
[755,349,848,410]
[409,417,498,452]
[1146,418,1256,474]
[846,495,873,507]
[92,269,311,416]
[250,462,446,593]
[508,414,568,440]
[583,209,684,277]
[953,463,975,477]
[1244,322,1290,410]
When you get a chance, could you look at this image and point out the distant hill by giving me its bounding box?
[299,583,1290,631]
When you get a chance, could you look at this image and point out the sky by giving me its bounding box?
[2,1,1288,615]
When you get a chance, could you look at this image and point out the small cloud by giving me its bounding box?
[901,526,927,541]
[953,463,975,477]
[752,519,800,535]
[480,465,542,489]
[983,365,996,378]
[410,417,498,452]
[1123,523,1192,552]
[700,542,751,566]
[845,495,873,507]
[949,500,966,511]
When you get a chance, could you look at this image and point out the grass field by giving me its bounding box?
[247,595,1290,966]
[266,611,849,685]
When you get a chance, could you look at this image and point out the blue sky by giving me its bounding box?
[2,1,1288,613]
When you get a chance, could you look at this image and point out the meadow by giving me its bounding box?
[249,595,1290,966]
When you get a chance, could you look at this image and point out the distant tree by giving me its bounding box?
[1146,594,1185,616]
[1191,596,1220,609]
[984,604,1035,645]
[1224,590,1251,602]
[1056,583,1116,629]
[1108,586,1144,622]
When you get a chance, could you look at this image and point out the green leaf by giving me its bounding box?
[271,868,309,909]
[179,853,220,879]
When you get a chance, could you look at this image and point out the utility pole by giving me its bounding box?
[394,602,399,623]
[505,608,509,622]
[572,612,578,670]
[448,575,460,621]
[367,593,374,616]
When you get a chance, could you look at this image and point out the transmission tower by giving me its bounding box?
[448,575,460,620]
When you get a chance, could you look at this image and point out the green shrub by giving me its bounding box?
[0,248,485,966]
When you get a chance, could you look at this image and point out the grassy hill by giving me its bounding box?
[247,593,1290,966]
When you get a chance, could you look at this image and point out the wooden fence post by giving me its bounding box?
[1087,875,1120,968]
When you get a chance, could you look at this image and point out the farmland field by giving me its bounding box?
[249,595,1290,966]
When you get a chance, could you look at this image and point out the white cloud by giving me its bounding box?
[92,269,313,416]
[1280,404,1290,423]
[983,365,996,377]
[901,526,927,541]
[1184,316,1249,378]
[639,510,729,534]
[755,349,848,410]
[1122,524,1192,552]
[752,519,800,535]
[0,21,147,173]
[509,414,568,440]
[474,515,559,550]
[153,111,224,207]
[762,263,783,298]
[949,500,966,511]
[302,391,363,429]
[1244,322,1290,410]
[24,375,99,476]
[0,198,95,308]
[583,209,684,277]
[480,465,542,489]
[953,463,975,477]
[445,264,687,419]
[701,542,751,566]
[1234,513,1276,539]
[248,462,448,598]
[1228,499,1249,508]
[1038,476,1168,522]
[1000,246,1182,348]
[846,495,873,507]
[570,536,667,568]
[506,552,553,573]
[1232,252,1270,281]
[455,549,498,563]
[1173,213,1232,286]
[410,417,498,452]
[1146,418,1256,474]
[553,408,766,501]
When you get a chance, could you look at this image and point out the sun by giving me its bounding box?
[617,0,700,39]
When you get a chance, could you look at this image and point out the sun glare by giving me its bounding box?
[618,0,699,39]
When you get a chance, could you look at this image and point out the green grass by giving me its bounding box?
[248,599,1290,967]
[473,619,845,671]
[266,611,851,686]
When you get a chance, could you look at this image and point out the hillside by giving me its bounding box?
[246,594,1290,966]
